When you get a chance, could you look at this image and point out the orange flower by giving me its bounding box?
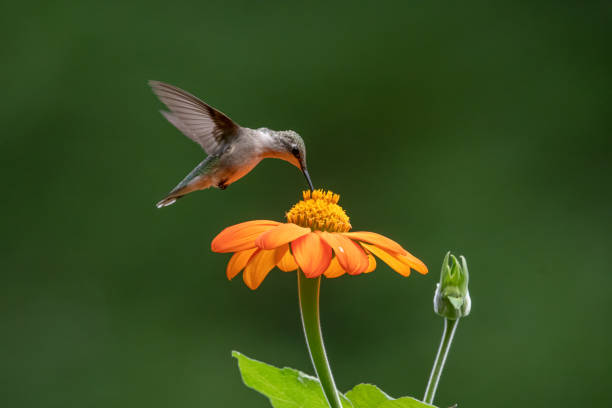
[211,190,428,289]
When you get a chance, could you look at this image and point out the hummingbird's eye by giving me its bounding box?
[291,147,300,157]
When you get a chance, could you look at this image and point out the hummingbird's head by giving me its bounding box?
[276,130,314,191]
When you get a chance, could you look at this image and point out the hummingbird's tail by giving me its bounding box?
[155,182,200,208]
[155,155,218,208]
[156,183,202,208]
[156,195,181,208]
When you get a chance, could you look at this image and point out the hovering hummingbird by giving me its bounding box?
[149,81,314,208]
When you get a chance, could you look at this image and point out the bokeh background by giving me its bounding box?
[2,1,611,407]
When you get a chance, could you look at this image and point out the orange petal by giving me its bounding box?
[275,244,298,272]
[226,248,258,280]
[242,249,277,290]
[360,246,377,273]
[319,231,369,275]
[323,256,346,278]
[291,232,332,278]
[342,231,408,255]
[212,220,280,253]
[256,223,311,250]
[361,243,412,277]
[365,253,377,273]
[397,252,428,275]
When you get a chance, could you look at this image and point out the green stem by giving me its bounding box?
[423,318,460,405]
[298,270,343,408]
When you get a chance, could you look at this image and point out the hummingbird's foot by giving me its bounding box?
[217,180,228,190]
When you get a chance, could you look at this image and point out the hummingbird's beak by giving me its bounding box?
[302,167,314,191]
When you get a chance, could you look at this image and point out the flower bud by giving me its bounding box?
[433,252,471,319]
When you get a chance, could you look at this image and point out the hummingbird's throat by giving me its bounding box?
[285,190,351,233]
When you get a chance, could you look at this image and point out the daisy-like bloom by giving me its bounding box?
[211,190,428,289]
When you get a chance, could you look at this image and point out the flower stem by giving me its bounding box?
[298,270,343,408]
[423,318,460,405]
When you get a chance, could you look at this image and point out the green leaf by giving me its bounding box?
[344,384,435,408]
[232,351,353,408]
[345,384,392,407]
[233,351,438,408]
[378,397,436,408]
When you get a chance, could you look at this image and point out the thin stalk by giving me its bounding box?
[423,318,460,405]
[298,270,343,408]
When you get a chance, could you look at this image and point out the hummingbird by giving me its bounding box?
[149,81,314,208]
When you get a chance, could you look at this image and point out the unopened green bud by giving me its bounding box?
[433,252,471,319]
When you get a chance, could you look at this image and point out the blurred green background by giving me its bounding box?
[2,1,611,407]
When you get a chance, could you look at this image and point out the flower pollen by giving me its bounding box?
[286,190,351,233]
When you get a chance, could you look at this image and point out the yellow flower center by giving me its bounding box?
[286,189,351,233]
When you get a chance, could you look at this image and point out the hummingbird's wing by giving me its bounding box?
[149,81,239,155]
